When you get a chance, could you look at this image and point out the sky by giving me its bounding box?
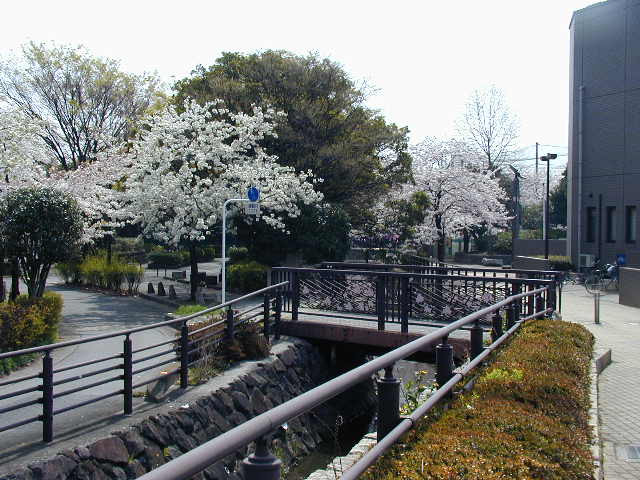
[1,0,598,173]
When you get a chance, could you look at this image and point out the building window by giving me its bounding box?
[586,207,596,243]
[627,206,637,243]
[606,207,616,243]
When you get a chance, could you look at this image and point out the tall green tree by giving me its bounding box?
[0,42,163,170]
[549,168,567,227]
[173,51,411,225]
[1,187,83,297]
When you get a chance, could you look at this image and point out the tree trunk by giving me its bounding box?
[10,257,20,301]
[189,243,199,302]
[437,236,446,262]
[463,229,470,253]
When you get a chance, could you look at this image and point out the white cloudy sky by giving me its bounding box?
[2,0,597,170]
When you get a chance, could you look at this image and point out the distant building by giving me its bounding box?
[568,0,640,268]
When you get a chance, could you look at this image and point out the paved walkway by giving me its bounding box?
[0,280,175,473]
[561,284,640,480]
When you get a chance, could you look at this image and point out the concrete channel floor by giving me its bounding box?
[561,284,640,480]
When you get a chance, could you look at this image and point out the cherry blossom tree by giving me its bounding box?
[405,138,510,260]
[118,99,323,300]
[1,108,128,246]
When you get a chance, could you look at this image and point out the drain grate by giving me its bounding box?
[627,445,640,461]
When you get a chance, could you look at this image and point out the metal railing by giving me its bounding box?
[137,284,554,480]
[271,267,557,330]
[0,282,288,443]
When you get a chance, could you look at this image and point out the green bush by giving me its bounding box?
[196,246,217,262]
[548,255,574,271]
[228,246,249,264]
[55,260,82,284]
[80,254,142,293]
[148,251,186,269]
[228,261,268,292]
[123,264,144,294]
[0,292,64,374]
[491,231,512,255]
[363,320,594,480]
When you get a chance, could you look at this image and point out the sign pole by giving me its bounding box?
[221,188,260,304]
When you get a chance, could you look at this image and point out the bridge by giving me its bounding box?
[0,261,560,479]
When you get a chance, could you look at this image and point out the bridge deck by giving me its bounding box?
[278,310,482,361]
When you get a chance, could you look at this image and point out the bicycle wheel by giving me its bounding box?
[585,274,604,294]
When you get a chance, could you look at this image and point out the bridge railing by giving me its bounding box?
[271,267,556,330]
[0,282,288,443]
[137,284,554,480]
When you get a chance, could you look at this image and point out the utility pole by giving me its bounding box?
[535,142,539,174]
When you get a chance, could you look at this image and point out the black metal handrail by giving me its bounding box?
[271,267,557,330]
[0,282,288,443]
[138,285,553,480]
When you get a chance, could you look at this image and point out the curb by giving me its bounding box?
[138,293,181,308]
[591,348,611,480]
[306,432,377,480]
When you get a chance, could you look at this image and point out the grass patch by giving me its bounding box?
[363,320,594,480]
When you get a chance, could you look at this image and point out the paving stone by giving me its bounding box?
[562,286,640,478]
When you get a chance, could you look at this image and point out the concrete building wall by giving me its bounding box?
[568,0,640,268]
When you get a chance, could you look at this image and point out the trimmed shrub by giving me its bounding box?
[228,246,249,264]
[363,320,594,480]
[148,251,186,269]
[548,255,575,271]
[228,261,268,293]
[55,260,83,284]
[0,292,64,374]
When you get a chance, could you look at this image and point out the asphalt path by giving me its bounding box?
[0,278,175,469]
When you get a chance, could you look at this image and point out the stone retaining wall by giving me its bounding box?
[2,340,375,480]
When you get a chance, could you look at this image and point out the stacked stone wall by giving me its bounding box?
[3,340,375,480]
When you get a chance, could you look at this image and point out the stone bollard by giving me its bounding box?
[147,282,155,294]
[157,282,166,296]
[168,285,177,299]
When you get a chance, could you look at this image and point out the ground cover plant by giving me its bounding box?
[363,319,594,480]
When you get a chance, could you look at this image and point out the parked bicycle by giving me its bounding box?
[583,261,619,294]
[560,260,619,294]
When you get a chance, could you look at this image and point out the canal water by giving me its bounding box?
[285,359,436,480]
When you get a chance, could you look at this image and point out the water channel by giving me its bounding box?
[285,359,436,480]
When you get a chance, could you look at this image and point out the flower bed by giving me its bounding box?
[363,319,594,480]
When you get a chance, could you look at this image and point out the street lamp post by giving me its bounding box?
[540,153,557,259]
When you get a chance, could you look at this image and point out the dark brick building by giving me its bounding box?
[568,0,640,267]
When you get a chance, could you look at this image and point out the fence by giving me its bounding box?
[137,283,554,480]
[0,282,287,443]
[271,267,557,330]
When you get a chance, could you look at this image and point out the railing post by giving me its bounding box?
[507,303,518,329]
[491,309,503,342]
[291,272,300,321]
[377,365,400,442]
[470,320,484,359]
[180,322,189,389]
[242,436,281,480]
[527,285,534,316]
[400,276,409,334]
[274,294,282,341]
[376,276,385,331]
[225,306,234,341]
[263,294,271,341]
[536,291,545,317]
[42,351,54,443]
[436,336,454,395]
[123,335,133,414]
[547,285,557,313]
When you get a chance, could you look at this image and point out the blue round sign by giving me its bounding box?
[247,187,260,202]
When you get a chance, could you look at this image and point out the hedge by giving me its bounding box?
[228,261,268,293]
[0,292,64,375]
[363,319,594,480]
